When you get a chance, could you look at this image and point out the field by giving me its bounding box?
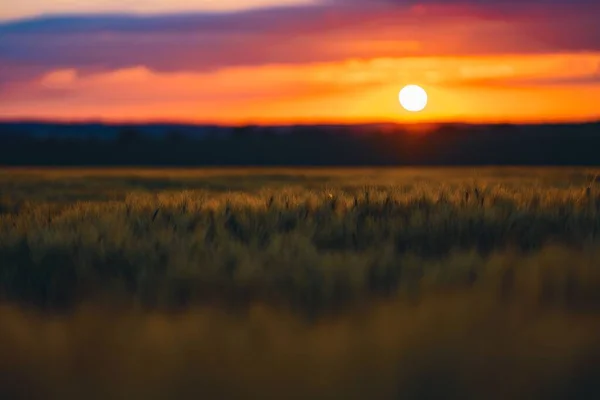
[2,167,600,399]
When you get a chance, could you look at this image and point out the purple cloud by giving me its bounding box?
[0,0,598,83]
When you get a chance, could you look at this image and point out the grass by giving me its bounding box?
[2,296,600,400]
[1,167,600,312]
[3,167,600,399]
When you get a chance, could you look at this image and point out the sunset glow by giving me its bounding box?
[1,1,599,124]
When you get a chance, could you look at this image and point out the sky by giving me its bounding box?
[1,0,600,124]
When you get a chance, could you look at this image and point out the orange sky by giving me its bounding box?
[1,1,599,124]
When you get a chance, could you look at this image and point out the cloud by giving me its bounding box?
[430,54,600,90]
[1,0,599,80]
[6,53,600,102]
[3,61,389,106]
[0,61,398,123]
[2,53,600,123]
[0,0,317,22]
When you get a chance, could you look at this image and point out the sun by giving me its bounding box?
[399,85,428,112]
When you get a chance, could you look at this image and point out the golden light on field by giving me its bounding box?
[399,85,428,112]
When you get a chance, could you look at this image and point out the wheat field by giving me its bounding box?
[2,167,600,399]
[1,167,600,310]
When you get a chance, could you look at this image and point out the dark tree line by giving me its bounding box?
[1,122,599,166]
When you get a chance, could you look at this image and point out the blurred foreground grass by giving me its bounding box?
[1,295,600,399]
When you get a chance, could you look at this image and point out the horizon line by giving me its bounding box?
[1,117,600,128]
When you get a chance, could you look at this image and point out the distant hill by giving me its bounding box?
[1,121,599,166]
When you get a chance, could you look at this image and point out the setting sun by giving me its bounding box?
[399,85,428,112]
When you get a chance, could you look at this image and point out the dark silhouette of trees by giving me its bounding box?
[1,122,600,166]
[117,127,142,146]
[166,130,186,144]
